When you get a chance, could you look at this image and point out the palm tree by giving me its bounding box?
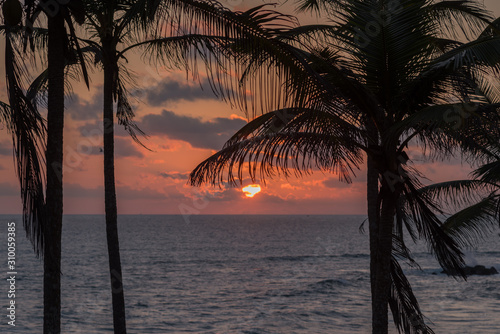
[77,1,298,332]
[17,0,88,334]
[189,1,500,333]
[41,4,87,333]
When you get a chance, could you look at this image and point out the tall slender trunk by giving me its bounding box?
[366,122,379,299]
[44,12,65,334]
[103,39,127,334]
[365,120,385,333]
[371,188,396,334]
[366,120,396,334]
[367,155,379,294]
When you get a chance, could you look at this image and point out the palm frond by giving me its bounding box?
[431,36,500,73]
[473,159,500,184]
[63,8,90,88]
[3,34,46,257]
[389,102,500,160]
[426,0,493,40]
[479,16,500,38]
[137,2,344,117]
[396,200,420,244]
[113,0,159,40]
[304,47,381,123]
[323,0,448,130]
[115,75,148,149]
[25,44,99,109]
[190,129,363,187]
[189,105,366,187]
[442,195,499,248]
[417,179,493,208]
[125,34,227,75]
[392,234,421,270]
[389,256,435,334]
[227,107,364,146]
[430,37,464,54]
[295,0,336,14]
[27,68,48,106]
[399,172,466,278]
[276,24,335,46]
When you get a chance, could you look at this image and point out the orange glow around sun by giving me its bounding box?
[242,184,261,198]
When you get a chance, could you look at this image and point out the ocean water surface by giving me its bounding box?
[1,215,499,333]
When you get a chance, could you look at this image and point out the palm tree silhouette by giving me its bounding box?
[77,1,298,332]
[189,1,500,333]
[3,1,88,332]
[40,3,87,332]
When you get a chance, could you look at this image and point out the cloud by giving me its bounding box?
[0,141,12,156]
[183,186,242,203]
[322,177,352,189]
[64,183,168,200]
[79,119,131,139]
[66,91,103,121]
[0,182,18,196]
[64,183,102,198]
[182,183,289,204]
[115,137,144,158]
[160,171,190,180]
[76,123,145,158]
[117,185,167,200]
[142,78,219,106]
[139,110,246,150]
[254,192,288,204]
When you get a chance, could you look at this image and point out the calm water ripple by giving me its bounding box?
[0,215,499,333]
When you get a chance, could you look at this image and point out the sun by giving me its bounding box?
[242,184,261,198]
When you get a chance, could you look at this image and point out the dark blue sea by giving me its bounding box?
[1,215,499,333]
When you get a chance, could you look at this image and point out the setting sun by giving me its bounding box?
[242,184,261,198]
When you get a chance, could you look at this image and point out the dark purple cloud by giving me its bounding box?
[66,91,103,121]
[64,183,168,200]
[139,109,246,150]
[141,78,219,106]
[77,122,145,158]
[0,141,12,156]
[0,182,18,196]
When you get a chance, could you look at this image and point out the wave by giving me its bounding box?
[340,253,369,259]
[264,278,351,298]
[308,278,351,290]
[263,254,369,262]
[264,255,316,262]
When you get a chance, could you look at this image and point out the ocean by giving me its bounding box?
[1,215,499,333]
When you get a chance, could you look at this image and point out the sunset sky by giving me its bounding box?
[1,0,499,215]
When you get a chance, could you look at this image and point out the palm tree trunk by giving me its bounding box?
[44,12,65,334]
[367,154,379,298]
[365,120,387,334]
[366,121,379,300]
[103,42,127,334]
[371,188,396,334]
